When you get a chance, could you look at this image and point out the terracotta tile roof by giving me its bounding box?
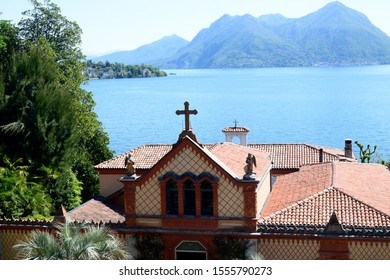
[94,144,173,170]
[248,143,353,170]
[205,142,271,179]
[95,143,353,171]
[260,187,390,228]
[67,196,125,223]
[260,162,390,228]
[261,162,333,217]
[222,126,250,132]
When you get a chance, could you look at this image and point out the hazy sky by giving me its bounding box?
[1,0,390,56]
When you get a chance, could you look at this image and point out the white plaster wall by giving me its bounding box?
[99,174,123,197]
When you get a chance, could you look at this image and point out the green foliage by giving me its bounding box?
[0,20,21,83]
[0,156,53,219]
[86,60,167,79]
[369,153,390,168]
[355,141,377,163]
[133,233,163,260]
[0,0,114,218]
[214,236,250,260]
[19,0,84,80]
[13,219,130,260]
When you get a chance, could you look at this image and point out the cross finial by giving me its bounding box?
[233,119,238,128]
[176,101,198,131]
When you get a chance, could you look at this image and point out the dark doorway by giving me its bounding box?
[176,251,207,260]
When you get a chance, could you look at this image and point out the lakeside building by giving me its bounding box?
[1,102,389,260]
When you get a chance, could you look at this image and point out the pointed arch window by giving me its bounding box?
[201,180,213,216]
[166,179,178,215]
[184,179,196,215]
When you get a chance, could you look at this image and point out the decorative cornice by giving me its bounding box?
[0,217,125,228]
[257,223,390,237]
[158,171,219,182]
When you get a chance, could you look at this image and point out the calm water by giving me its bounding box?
[83,66,390,160]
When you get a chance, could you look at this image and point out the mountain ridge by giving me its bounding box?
[91,34,189,65]
[94,2,390,68]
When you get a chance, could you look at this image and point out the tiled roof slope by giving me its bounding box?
[94,144,173,170]
[206,142,271,179]
[95,143,352,171]
[67,196,125,223]
[259,162,390,228]
[248,144,353,170]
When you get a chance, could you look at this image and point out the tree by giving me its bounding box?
[0,156,53,219]
[0,44,83,210]
[0,20,20,85]
[18,0,84,85]
[0,0,113,217]
[13,219,130,260]
[355,140,377,163]
[18,0,113,198]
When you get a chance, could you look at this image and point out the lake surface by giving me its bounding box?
[83,66,390,161]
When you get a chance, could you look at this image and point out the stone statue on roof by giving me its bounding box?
[243,153,257,180]
[124,154,136,175]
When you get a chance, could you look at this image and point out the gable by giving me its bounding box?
[133,137,252,217]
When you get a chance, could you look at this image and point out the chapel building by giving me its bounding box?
[1,102,390,260]
[66,102,390,260]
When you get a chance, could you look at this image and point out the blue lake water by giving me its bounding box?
[83,66,390,160]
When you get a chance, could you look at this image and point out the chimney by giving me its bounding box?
[344,139,353,158]
[319,148,323,163]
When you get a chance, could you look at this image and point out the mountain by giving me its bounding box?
[155,1,390,68]
[275,2,390,65]
[91,34,189,65]
[257,14,292,26]
[159,14,302,68]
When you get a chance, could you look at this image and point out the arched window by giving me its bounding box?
[166,179,178,215]
[184,179,196,215]
[160,172,218,217]
[176,241,207,260]
[201,180,213,216]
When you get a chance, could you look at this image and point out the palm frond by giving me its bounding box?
[13,219,130,260]
[0,121,25,136]
[13,230,63,260]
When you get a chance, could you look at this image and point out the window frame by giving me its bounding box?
[159,172,218,217]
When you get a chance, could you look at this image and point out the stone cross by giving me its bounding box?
[176,101,198,131]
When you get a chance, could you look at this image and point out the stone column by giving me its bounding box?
[242,183,259,231]
[120,175,140,227]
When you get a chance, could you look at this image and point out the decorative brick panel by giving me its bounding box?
[0,229,33,260]
[136,180,161,215]
[218,178,244,217]
[257,238,320,260]
[349,241,390,260]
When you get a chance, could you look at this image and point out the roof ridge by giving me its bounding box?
[334,183,390,219]
[142,143,173,147]
[249,143,308,146]
[67,197,97,214]
[331,161,337,187]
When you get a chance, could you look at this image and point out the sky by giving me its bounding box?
[1,0,390,56]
